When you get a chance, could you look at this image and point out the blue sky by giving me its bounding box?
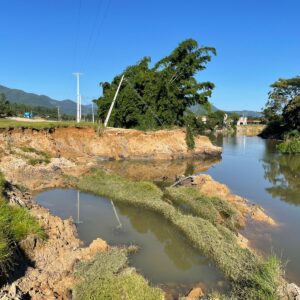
[0,0,299,111]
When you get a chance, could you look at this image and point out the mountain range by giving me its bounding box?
[0,84,262,118]
[0,85,91,115]
[190,104,262,118]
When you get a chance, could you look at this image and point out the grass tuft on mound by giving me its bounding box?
[73,247,164,300]
[165,186,243,231]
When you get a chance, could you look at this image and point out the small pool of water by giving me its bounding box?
[34,188,227,296]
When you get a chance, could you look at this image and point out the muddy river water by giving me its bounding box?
[34,135,300,295]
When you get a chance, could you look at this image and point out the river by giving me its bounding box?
[34,135,300,295]
[205,135,300,285]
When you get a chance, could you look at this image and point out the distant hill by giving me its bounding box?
[226,110,262,118]
[189,103,218,114]
[0,85,91,115]
[189,103,262,118]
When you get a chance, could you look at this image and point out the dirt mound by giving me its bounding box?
[174,174,276,226]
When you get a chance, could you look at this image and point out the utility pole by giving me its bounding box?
[79,95,82,122]
[91,101,95,123]
[104,75,124,127]
[57,106,60,121]
[73,72,83,123]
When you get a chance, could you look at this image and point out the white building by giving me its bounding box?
[237,116,247,125]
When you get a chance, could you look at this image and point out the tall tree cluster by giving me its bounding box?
[96,39,216,129]
[263,76,300,131]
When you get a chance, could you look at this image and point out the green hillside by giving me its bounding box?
[0,85,91,115]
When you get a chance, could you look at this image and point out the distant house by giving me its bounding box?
[247,119,261,124]
[237,116,247,125]
[201,116,207,124]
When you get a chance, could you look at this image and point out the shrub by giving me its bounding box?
[277,138,300,154]
[185,125,195,150]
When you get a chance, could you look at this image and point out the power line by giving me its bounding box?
[73,0,83,69]
[80,0,111,71]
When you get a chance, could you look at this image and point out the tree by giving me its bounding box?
[282,96,300,130]
[96,39,216,129]
[263,76,300,122]
[0,93,12,117]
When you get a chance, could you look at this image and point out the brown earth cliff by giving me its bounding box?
[0,127,221,161]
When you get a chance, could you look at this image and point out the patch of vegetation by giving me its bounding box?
[0,172,44,283]
[78,171,282,298]
[277,138,300,154]
[16,146,51,165]
[185,125,195,150]
[0,119,97,129]
[73,247,164,300]
[232,255,283,300]
[165,186,243,231]
[262,76,300,140]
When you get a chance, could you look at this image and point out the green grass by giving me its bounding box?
[0,119,97,129]
[165,186,243,231]
[77,171,282,299]
[13,146,52,165]
[73,247,164,300]
[0,172,45,283]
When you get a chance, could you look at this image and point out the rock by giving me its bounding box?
[81,238,109,259]
[186,287,204,299]
[19,234,42,256]
[0,283,24,300]
[287,283,300,300]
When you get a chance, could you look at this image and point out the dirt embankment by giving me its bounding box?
[236,125,266,136]
[0,127,221,161]
[0,186,109,300]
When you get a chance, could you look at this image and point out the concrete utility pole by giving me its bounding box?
[104,75,124,127]
[79,95,82,122]
[73,72,83,123]
[91,101,95,123]
[57,106,60,121]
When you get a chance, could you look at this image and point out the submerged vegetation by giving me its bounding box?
[0,172,44,284]
[78,170,283,299]
[73,247,164,300]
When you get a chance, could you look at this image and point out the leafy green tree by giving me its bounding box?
[96,39,216,129]
[263,76,300,122]
[282,96,300,130]
[0,93,12,117]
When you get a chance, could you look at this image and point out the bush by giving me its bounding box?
[185,125,195,150]
[277,138,300,154]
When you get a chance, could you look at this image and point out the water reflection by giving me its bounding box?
[98,157,220,182]
[262,150,300,206]
[204,136,300,284]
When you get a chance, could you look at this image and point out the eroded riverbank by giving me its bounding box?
[0,128,299,299]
